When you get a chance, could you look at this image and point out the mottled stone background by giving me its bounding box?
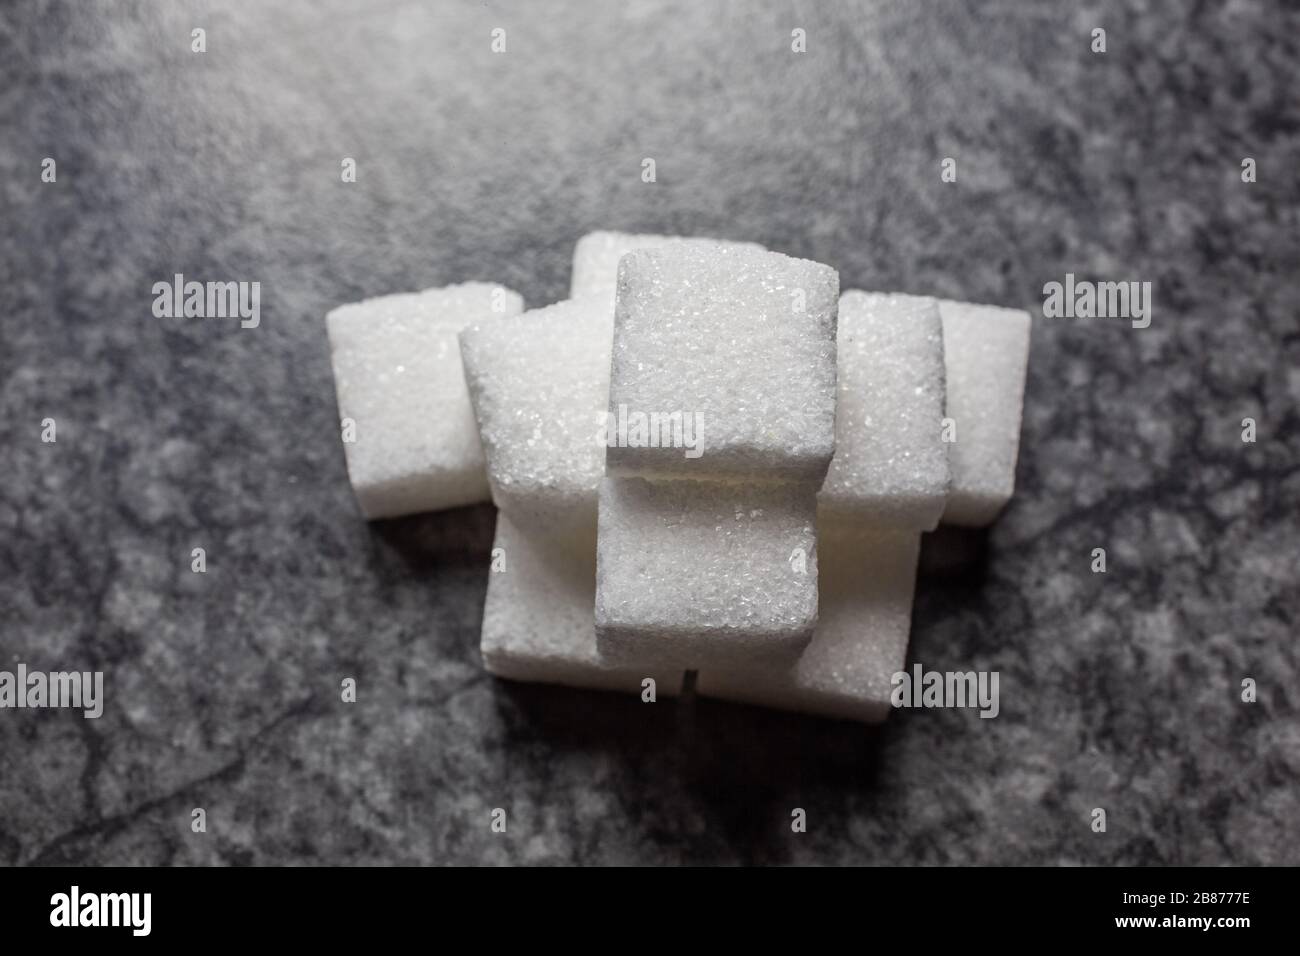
[2,0,1297,865]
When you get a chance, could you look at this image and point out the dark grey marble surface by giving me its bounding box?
[2,0,1297,865]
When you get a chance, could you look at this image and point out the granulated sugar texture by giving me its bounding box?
[569,230,765,308]
[459,296,611,540]
[325,234,1030,722]
[594,476,819,669]
[817,291,949,531]
[327,282,523,518]
[607,244,839,483]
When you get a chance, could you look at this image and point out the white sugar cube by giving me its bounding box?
[458,297,611,538]
[482,511,681,695]
[937,299,1032,527]
[818,291,950,531]
[697,522,920,723]
[607,245,839,483]
[327,282,524,519]
[569,230,765,307]
[595,477,818,668]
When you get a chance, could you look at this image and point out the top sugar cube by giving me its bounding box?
[607,245,839,483]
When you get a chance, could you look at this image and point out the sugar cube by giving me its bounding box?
[482,510,681,695]
[459,297,611,539]
[569,230,765,307]
[818,291,950,531]
[595,477,819,668]
[606,245,839,483]
[697,522,920,723]
[937,299,1032,527]
[327,282,524,519]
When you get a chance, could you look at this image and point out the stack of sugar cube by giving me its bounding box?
[596,242,839,672]
[324,232,1031,722]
